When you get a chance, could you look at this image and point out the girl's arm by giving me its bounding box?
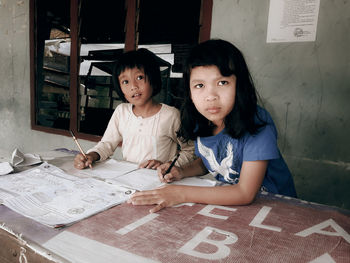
[129,160,267,213]
[168,108,196,167]
[175,139,196,167]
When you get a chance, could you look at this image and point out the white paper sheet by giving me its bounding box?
[0,162,14,175]
[11,148,42,167]
[107,168,164,191]
[77,159,139,180]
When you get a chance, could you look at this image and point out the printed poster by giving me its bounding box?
[266,0,320,43]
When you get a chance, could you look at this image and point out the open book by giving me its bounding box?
[76,159,217,191]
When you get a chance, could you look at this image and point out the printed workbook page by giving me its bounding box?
[0,162,133,227]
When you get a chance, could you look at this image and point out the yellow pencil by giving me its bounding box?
[69,130,93,169]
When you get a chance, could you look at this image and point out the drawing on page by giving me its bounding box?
[32,192,53,203]
[82,195,106,204]
[68,208,85,215]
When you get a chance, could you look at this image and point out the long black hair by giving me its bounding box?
[178,39,265,141]
[113,48,162,102]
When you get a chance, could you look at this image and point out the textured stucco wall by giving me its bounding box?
[0,0,349,209]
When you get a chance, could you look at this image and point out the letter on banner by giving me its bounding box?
[308,253,336,263]
[249,206,282,232]
[295,219,350,243]
[178,226,238,260]
[116,213,159,235]
[198,205,237,220]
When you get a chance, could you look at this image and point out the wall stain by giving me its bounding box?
[286,155,350,170]
[282,102,291,152]
[314,45,324,129]
[296,107,303,143]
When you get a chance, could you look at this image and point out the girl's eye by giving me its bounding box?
[121,80,128,85]
[137,75,144,81]
[218,80,228,86]
[194,83,204,89]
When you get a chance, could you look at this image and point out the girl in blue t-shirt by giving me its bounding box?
[128,39,296,213]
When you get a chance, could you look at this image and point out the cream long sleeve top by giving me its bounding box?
[87,103,195,166]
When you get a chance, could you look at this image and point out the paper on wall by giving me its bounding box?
[266,0,320,43]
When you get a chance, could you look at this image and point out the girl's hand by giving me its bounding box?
[74,153,95,169]
[127,185,185,213]
[139,159,163,170]
[157,162,184,183]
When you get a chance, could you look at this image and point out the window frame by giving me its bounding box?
[30,0,213,141]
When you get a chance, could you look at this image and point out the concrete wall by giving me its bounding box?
[0,0,349,209]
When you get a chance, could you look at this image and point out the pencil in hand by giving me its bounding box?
[69,130,93,169]
[164,153,180,177]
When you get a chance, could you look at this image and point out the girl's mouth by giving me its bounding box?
[132,93,141,98]
[207,107,220,113]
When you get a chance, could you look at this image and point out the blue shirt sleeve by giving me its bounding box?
[243,122,280,161]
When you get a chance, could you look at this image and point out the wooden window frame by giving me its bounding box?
[30,0,212,141]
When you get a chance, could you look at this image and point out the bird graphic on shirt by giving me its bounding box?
[197,138,239,183]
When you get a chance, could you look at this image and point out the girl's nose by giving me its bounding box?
[205,91,218,101]
[130,81,139,91]
[206,95,218,101]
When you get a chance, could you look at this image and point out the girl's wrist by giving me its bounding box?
[181,158,206,178]
[180,166,191,179]
[173,185,189,204]
[88,152,100,162]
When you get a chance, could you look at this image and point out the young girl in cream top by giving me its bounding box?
[74,49,194,170]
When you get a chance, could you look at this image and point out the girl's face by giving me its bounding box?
[190,65,236,130]
[118,67,153,106]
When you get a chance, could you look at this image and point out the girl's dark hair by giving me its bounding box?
[113,48,162,102]
[178,39,265,141]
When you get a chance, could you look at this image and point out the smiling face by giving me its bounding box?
[118,67,153,106]
[190,65,236,131]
